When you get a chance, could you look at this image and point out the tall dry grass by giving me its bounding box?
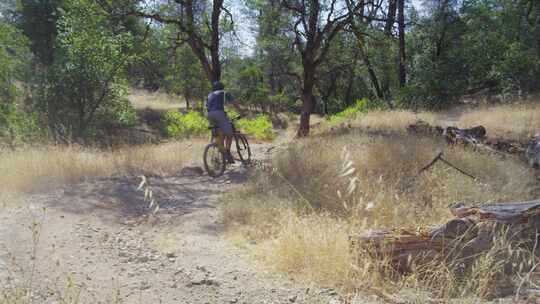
[457,102,540,142]
[353,110,442,132]
[222,131,540,301]
[319,102,540,144]
[128,89,186,110]
[0,140,204,194]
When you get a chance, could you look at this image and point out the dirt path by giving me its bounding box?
[0,138,355,303]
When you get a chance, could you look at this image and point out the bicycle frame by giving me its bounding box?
[208,117,242,144]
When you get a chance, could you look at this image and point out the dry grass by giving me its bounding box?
[128,89,186,111]
[317,101,540,144]
[222,131,540,301]
[315,109,444,136]
[457,102,540,142]
[353,110,442,132]
[0,140,204,194]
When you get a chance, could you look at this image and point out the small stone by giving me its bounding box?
[288,295,297,303]
[140,281,151,290]
[137,256,150,263]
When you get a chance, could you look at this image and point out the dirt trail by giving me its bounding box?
[0,136,360,303]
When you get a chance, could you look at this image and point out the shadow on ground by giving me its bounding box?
[39,164,250,224]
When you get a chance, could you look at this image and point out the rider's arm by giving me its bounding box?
[226,92,243,115]
[230,100,242,114]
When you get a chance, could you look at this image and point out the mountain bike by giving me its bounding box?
[203,116,251,177]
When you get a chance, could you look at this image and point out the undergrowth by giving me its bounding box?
[328,98,387,124]
[222,131,540,302]
[165,109,275,140]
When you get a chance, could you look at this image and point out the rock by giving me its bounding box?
[187,276,219,287]
[527,134,540,168]
[140,281,151,290]
[180,166,204,176]
[288,295,297,303]
[137,256,150,263]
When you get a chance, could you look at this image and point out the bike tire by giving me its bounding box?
[203,143,226,177]
[235,134,251,163]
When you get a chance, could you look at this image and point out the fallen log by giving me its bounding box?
[351,199,540,271]
[444,125,486,145]
[408,120,531,165]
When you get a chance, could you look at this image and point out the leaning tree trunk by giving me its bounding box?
[297,63,316,137]
[298,88,315,137]
[384,0,397,36]
[397,0,406,87]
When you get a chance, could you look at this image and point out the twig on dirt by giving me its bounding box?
[418,151,478,180]
[418,151,444,175]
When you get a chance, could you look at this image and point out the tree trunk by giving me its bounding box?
[185,93,191,109]
[210,0,223,82]
[350,23,387,103]
[536,4,540,58]
[362,48,385,100]
[385,0,397,36]
[298,70,315,137]
[297,91,314,137]
[397,0,406,87]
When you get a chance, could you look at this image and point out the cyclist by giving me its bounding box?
[206,81,242,164]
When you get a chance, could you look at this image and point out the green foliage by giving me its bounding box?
[164,110,209,138]
[0,104,42,143]
[493,42,540,94]
[0,21,30,103]
[164,41,208,108]
[0,21,37,144]
[237,115,274,140]
[19,0,64,66]
[328,99,386,124]
[42,0,134,139]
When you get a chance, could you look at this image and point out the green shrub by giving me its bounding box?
[42,0,134,140]
[328,98,386,124]
[164,110,209,137]
[0,104,42,144]
[237,115,274,140]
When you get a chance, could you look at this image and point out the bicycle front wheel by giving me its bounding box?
[203,143,226,177]
[235,134,251,163]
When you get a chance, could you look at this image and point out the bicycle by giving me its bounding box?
[203,116,251,177]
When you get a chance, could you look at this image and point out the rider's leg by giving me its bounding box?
[215,131,226,153]
[225,135,233,153]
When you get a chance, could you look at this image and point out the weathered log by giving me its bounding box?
[450,199,540,223]
[407,120,529,163]
[444,125,486,145]
[352,199,540,271]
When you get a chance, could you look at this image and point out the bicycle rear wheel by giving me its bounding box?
[203,143,226,177]
[235,134,251,163]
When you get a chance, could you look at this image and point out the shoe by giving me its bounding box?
[225,151,235,164]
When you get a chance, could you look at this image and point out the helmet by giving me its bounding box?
[212,81,224,91]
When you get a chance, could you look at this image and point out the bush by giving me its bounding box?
[164,110,209,138]
[42,0,134,140]
[237,114,274,140]
[328,98,386,124]
[0,22,30,104]
[0,104,42,144]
